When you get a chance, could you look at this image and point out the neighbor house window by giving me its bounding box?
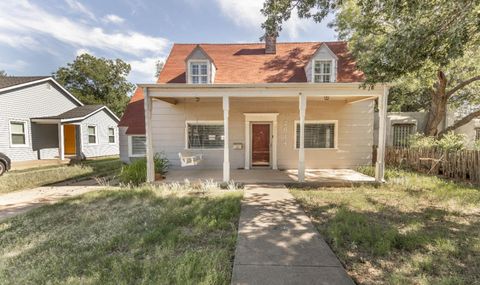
[393,124,414,148]
[190,61,209,84]
[108,127,115,143]
[476,128,480,141]
[10,121,27,146]
[87,126,97,144]
[313,60,332,83]
[187,122,224,149]
[130,136,146,156]
[295,121,336,149]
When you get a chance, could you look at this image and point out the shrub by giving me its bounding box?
[119,158,146,186]
[119,153,170,186]
[436,131,466,151]
[409,132,466,151]
[154,152,169,175]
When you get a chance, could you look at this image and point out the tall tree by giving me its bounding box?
[54,54,134,116]
[0,70,7,77]
[262,0,480,136]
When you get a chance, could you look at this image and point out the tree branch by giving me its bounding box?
[438,109,480,137]
[446,75,480,98]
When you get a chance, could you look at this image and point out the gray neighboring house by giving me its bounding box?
[374,111,480,148]
[0,76,120,163]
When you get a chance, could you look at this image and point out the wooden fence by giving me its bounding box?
[385,147,480,184]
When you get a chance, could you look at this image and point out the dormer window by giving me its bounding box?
[313,60,332,83]
[190,61,209,84]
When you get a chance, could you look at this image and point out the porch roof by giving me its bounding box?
[31,105,119,124]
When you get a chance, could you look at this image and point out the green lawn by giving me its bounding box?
[0,188,243,284]
[0,158,122,193]
[291,168,480,285]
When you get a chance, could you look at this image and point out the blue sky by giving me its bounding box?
[0,0,336,84]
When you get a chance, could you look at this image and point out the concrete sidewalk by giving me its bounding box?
[0,179,106,221]
[231,185,354,285]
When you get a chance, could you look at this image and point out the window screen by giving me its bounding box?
[88,126,96,144]
[190,62,208,84]
[296,123,335,148]
[187,123,224,149]
[131,136,146,156]
[108,128,115,143]
[313,60,332,83]
[10,121,26,145]
[393,124,414,148]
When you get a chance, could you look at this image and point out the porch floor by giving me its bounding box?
[161,168,376,186]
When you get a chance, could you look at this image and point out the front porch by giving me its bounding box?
[161,168,376,186]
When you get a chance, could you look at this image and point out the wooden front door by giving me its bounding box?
[64,125,76,155]
[252,123,270,167]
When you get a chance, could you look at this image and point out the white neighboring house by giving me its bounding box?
[118,40,390,182]
[0,76,120,164]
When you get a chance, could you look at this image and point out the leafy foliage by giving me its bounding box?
[54,54,134,116]
[409,132,466,151]
[119,153,170,186]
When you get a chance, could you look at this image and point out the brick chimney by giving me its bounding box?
[265,34,277,54]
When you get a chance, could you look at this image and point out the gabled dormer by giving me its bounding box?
[185,45,216,84]
[305,43,338,83]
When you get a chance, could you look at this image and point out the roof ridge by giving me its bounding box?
[173,41,345,46]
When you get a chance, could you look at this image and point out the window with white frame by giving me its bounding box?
[130,136,146,156]
[313,60,332,83]
[10,121,27,146]
[187,122,224,149]
[108,127,115,143]
[393,124,414,148]
[189,61,209,84]
[295,122,336,149]
[87,126,97,144]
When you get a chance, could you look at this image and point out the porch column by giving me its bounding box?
[223,95,230,182]
[375,86,389,182]
[298,93,307,182]
[144,87,155,183]
[58,123,64,161]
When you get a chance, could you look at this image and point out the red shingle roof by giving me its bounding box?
[118,88,145,134]
[119,41,363,134]
[158,42,363,83]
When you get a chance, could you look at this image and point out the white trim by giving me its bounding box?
[187,60,211,84]
[128,135,147,157]
[312,60,335,83]
[243,113,279,170]
[293,120,339,150]
[8,119,29,148]
[223,95,230,182]
[0,77,84,106]
[30,106,120,124]
[86,125,98,145]
[184,120,225,150]
[108,127,116,144]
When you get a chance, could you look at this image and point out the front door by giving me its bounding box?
[251,123,270,167]
[64,125,76,155]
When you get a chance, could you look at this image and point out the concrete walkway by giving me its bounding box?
[231,185,354,285]
[0,179,105,221]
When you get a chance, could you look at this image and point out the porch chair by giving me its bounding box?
[178,152,203,167]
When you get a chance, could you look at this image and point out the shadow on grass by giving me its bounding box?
[295,194,480,284]
[0,190,242,284]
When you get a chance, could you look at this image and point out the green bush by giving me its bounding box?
[119,153,170,186]
[409,132,466,151]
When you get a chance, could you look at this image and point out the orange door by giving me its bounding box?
[252,124,270,167]
[64,125,76,155]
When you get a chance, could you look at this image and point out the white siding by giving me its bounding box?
[119,126,130,163]
[151,98,374,169]
[80,110,119,158]
[0,82,79,161]
[305,45,338,83]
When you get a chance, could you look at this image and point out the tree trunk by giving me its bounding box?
[424,70,448,136]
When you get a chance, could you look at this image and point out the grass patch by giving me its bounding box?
[0,188,243,284]
[291,168,480,284]
[0,158,122,193]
